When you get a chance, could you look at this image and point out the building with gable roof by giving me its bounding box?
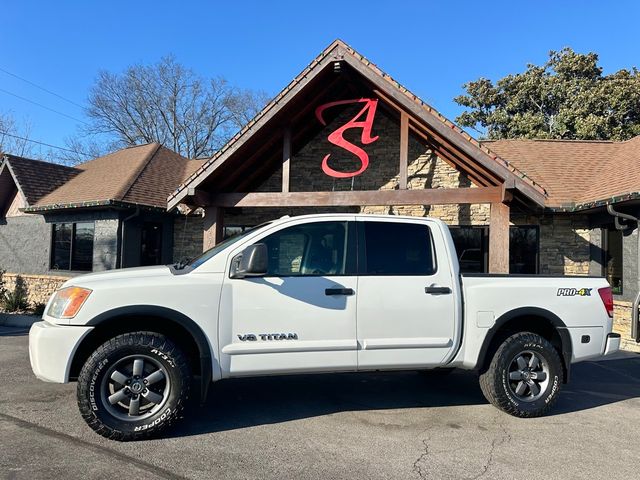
[1,41,639,347]
[0,144,204,303]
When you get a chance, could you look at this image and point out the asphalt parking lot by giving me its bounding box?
[1,325,640,480]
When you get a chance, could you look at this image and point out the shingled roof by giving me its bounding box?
[7,143,205,213]
[0,154,79,206]
[485,136,640,211]
[168,39,548,210]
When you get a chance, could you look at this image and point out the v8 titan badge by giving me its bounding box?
[557,287,592,297]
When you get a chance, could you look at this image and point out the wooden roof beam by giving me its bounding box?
[374,87,501,187]
[211,187,506,208]
[408,124,496,188]
[372,87,518,191]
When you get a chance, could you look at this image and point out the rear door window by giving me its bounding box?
[360,221,436,275]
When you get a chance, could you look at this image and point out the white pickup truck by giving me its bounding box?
[29,214,620,440]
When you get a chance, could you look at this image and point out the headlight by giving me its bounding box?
[47,287,92,319]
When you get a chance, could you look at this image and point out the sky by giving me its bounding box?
[2,0,640,161]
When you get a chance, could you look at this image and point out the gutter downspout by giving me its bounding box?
[119,207,140,269]
[606,204,640,342]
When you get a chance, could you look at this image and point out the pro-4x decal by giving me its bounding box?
[557,288,592,297]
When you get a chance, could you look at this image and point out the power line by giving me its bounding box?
[0,66,85,109]
[0,130,92,157]
[0,87,90,126]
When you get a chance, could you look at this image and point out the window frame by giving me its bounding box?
[49,221,95,272]
[356,220,438,277]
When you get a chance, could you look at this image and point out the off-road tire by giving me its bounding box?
[77,332,191,441]
[479,332,563,418]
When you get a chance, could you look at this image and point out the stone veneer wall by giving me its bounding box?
[3,273,68,307]
[510,213,592,276]
[612,301,640,352]
[173,214,205,262]
[0,215,51,274]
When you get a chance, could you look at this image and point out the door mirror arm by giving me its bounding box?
[230,243,268,279]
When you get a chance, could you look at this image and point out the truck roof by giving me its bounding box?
[270,213,445,224]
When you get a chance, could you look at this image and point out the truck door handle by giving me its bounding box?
[425,285,451,295]
[325,288,354,296]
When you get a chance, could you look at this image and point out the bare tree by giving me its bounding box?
[0,113,34,157]
[226,88,272,130]
[56,135,109,165]
[85,56,268,158]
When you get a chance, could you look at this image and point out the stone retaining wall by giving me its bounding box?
[2,273,69,307]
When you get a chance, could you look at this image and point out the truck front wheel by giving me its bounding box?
[77,331,191,441]
[479,332,563,418]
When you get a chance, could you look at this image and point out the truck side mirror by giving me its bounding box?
[231,243,268,278]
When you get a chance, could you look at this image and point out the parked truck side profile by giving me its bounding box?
[29,214,622,440]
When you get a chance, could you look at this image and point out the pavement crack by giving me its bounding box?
[469,420,511,480]
[412,437,430,479]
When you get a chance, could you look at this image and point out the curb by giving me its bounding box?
[621,339,640,354]
[0,313,40,328]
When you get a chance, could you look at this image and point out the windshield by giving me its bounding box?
[186,223,270,269]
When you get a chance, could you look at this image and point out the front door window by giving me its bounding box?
[261,221,354,276]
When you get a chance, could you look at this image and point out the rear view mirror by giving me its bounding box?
[231,243,268,278]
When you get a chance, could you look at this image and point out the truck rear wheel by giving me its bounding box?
[77,332,191,441]
[479,332,563,418]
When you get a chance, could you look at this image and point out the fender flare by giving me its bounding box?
[476,307,573,382]
[86,305,213,402]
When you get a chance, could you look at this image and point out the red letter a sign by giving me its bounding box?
[315,98,379,178]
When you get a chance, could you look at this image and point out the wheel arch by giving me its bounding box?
[476,307,572,383]
[70,305,213,402]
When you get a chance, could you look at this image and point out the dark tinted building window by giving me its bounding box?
[604,228,623,294]
[51,222,94,271]
[140,222,163,266]
[223,226,252,240]
[362,222,435,275]
[51,223,72,270]
[509,226,539,274]
[450,226,487,273]
[449,225,539,274]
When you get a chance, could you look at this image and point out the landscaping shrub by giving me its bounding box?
[0,269,6,299]
[0,275,29,313]
[31,303,47,316]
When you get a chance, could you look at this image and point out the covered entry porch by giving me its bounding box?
[168,40,546,273]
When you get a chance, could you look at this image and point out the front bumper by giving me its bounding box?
[29,321,93,383]
[604,332,621,356]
